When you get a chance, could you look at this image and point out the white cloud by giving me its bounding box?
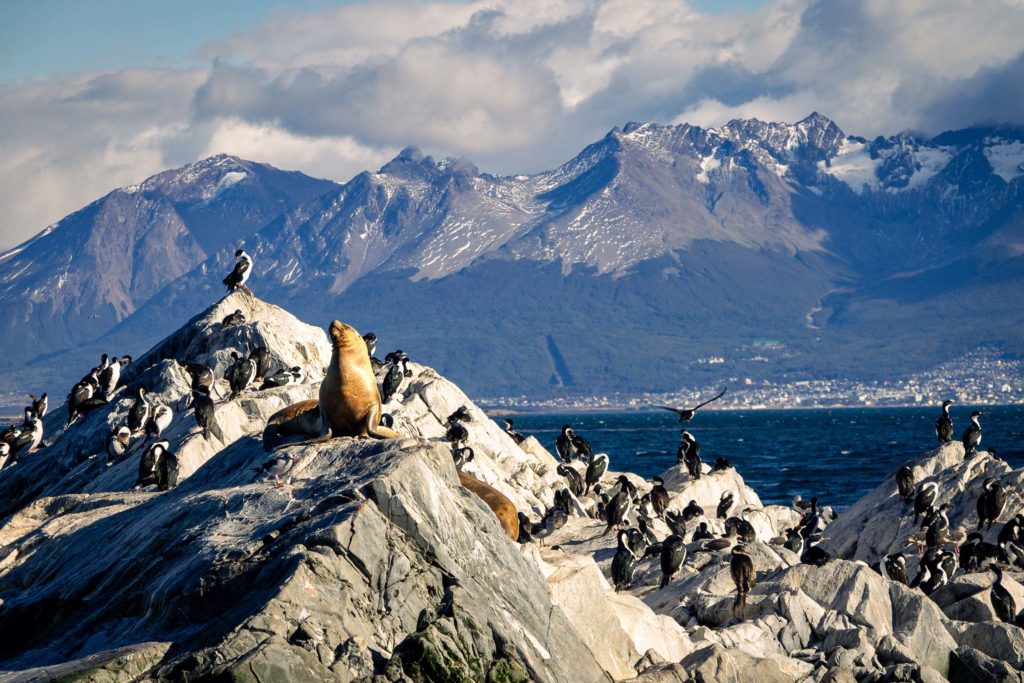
[1,0,1023,248]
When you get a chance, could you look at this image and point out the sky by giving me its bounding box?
[1,0,1023,249]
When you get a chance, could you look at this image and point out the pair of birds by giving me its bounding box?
[934,400,984,457]
[556,454,611,498]
[0,405,46,464]
[67,353,133,423]
[134,439,179,491]
[556,425,592,463]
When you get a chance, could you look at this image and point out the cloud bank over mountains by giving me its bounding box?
[3,0,1023,247]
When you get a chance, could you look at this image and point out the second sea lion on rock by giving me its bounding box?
[458,470,519,541]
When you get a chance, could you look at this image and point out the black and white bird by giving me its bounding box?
[157,447,180,491]
[585,453,608,493]
[98,354,130,398]
[682,499,704,523]
[610,529,637,591]
[961,410,983,458]
[717,491,735,519]
[445,406,473,426]
[603,488,632,535]
[0,442,10,471]
[665,509,688,539]
[127,387,151,435]
[192,388,221,441]
[451,446,474,470]
[362,332,377,359]
[649,476,669,517]
[221,309,246,328]
[226,352,256,399]
[895,463,915,503]
[255,452,296,488]
[977,477,1006,530]
[923,503,950,549]
[659,534,687,588]
[881,552,909,585]
[556,425,578,463]
[184,362,216,394]
[730,543,755,614]
[692,522,715,542]
[960,532,1002,571]
[67,375,97,424]
[655,387,727,422]
[557,463,584,497]
[11,409,43,456]
[259,366,304,390]
[380,352,404,403]
[136,440,170,488]
[569,429,592,462]
[990,567,1020,626]
[445,420,469,448]
[29,393,48,418]
[800,536,832,567]
[146,405,173,439]
[501,419,526,445]
[679,430,701,480]
[935,399,955,444]
[223,249,252,293]
[106,426,131,466]
[913,482,938,525]
[248,347,272,382]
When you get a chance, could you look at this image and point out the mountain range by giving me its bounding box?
[2,113,1023,405]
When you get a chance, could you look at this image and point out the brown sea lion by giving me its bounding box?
[458,470,519,541]
[319,320,402,440]
[262,399,322,451]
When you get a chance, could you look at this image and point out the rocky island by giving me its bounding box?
[0,292,1021,682]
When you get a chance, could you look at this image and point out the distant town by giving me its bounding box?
[480,349,1024,413]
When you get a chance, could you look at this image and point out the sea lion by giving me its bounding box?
[458,470,519,541]
[319,320,402,440]
[263,399,323,451]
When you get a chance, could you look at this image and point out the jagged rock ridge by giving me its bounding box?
[3,114,1024,401]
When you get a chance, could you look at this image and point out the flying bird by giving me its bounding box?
[654,388,727,422]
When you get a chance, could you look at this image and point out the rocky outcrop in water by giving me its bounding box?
[0,293,1021,681]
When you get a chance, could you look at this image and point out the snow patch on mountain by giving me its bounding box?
[984,140,1024,181]
[819,140,880,192]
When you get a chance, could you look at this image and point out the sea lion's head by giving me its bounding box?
[328,320,363,350]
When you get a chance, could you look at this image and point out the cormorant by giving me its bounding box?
[913,482,938,525]
[127,387,151,435]
[655,387,728,422]
[611,529,637,591]
[557,463,584,497]
[501,419,526,445]
[556,425,578,463]
[895,463,915,503]
[585,453,609,493]
[730,543,755,614]
[649,476,669,517]
[935,399,954,444]
[977,477,1006,530]
[961,410,982,458]
[682,499,704,523]
[717,491,734,519]
[223,249,252,293]
[221,309,246,328]
[659,534,686,588]
[881,552,909,585]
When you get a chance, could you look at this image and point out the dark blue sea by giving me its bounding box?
[495,406,1024,509]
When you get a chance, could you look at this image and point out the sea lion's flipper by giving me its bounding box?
[365,407,403,440]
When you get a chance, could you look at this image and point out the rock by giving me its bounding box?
[949,647,1024,683]
[823,443,1019,564]
[952,621,1024,670]
[678,644,813,683]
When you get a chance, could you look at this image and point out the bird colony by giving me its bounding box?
[0,251,1021,682]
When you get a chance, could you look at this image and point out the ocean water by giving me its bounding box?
[495,406,1024,509]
